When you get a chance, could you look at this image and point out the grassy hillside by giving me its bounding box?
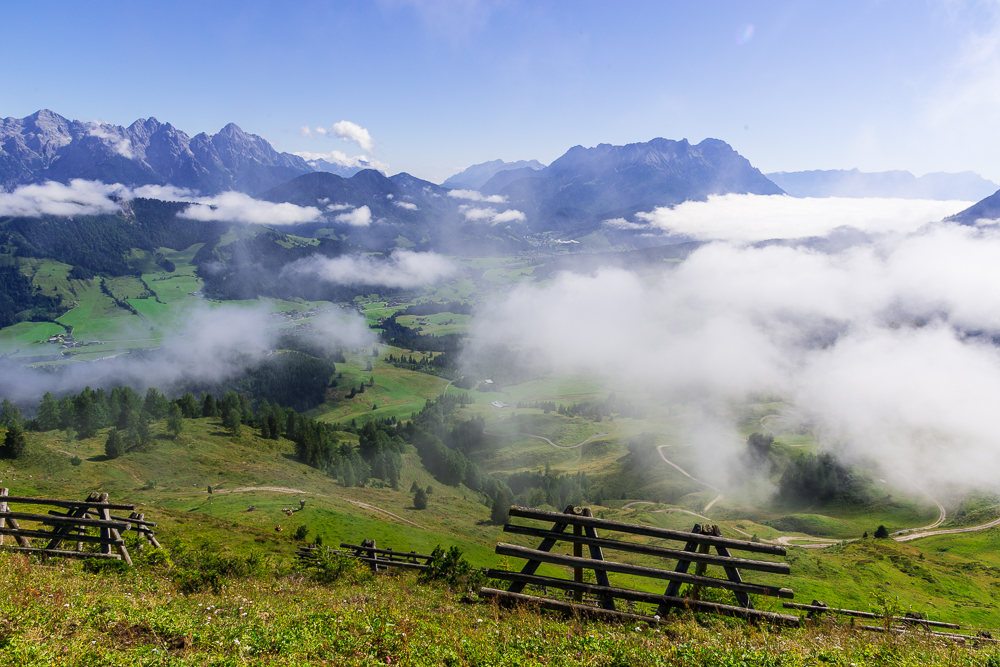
[3,413,1000,630]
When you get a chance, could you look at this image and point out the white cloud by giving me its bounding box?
[326,203,353,211]
[315,127,328,135]
[394,201,418,210]
[178,191,322,225]
[300,125,313,138]
[466,221,1000,492]
[603,217,649,230]
[85,121,134,158]
[386,194,394,199]
[459,205,526,225]
[331,120,374,152]
[0,179,126,217]
[447,189,507,203]
[131,184,199,201]
[292,150,388,173]
[284,250,457,288]
[335,205,372,226]
[632,194,972,242]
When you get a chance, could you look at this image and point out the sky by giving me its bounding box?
[2,0,999,184]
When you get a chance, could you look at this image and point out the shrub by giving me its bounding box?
[293,525,309,541]
[70,455,82,467]
[311,551,373,585]
[874,525,889,539]
[420,545,485,592]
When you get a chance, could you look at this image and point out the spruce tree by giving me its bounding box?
[37,392,61,431]
[414,487,428,510]
[167,404,184,439]
[105,428,125,459]
[2,421,28,459]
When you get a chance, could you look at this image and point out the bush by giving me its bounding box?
[70,456,82,467]
[293,525,309,541]
[311,551,373,585]
[420,545,485,592]
[874,525,890,539]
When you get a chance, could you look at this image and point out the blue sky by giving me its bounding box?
[2,0,999,183]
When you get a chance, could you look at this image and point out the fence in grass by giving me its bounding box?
[0,488,159,565]
[785,600,996,643]
[296,539,436,573]
[479,505,800,626]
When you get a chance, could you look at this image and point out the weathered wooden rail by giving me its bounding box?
[0,489,159,564]
[296,538,435,573]
[480,505,799,626]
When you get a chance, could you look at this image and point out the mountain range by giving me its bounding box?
[766,168,998,201]
[474,138,784,232]
[0,110,313,194]
[442,159,545,190]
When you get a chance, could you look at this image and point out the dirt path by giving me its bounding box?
[655,445,724,513]
[894,516,1000,542]
[212,486,425,530]
[483,412,610,450]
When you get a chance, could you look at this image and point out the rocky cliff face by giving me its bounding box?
[0,110,313,194]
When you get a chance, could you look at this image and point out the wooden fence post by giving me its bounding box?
[0,488,32,548]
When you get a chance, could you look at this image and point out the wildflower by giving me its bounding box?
[234,640,241,646]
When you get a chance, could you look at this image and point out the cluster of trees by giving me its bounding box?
[553,392,644,421]
[184,351,337,413]
[776,451,870,505]
[398,394,510,520]
[376,313,465,356]
[0,265,62,328]
[502,468,596,510]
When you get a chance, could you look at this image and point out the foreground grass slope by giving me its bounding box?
[1,551,998,667]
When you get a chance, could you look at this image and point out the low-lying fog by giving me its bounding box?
[466,194,1000,494]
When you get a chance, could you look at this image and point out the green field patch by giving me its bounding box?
[104,275,154,301]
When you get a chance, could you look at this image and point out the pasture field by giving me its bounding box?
[396,312,471,336]
[307,345,451,425]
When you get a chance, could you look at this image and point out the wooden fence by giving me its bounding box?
[0,488,158,565]
[480,505,799,626]
[296,539,436,573]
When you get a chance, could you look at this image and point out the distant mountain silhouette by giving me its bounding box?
[945,188,1000,225]
[767,168,998,201]
[443,159,545,190]
[0,109,313,194]
[479,138,783,232]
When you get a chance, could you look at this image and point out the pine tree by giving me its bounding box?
[491,488,511,524]
[414,487,428,510]
[202,393,218,418]
[2,421,28,459]
[105,428,125,459]
[37,392,61,431]
[166,404,184,439]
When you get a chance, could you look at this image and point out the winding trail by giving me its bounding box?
[211,486,426,530]
[655,445,724,513]
[482,411,610,450]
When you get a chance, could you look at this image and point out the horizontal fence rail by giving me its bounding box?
[485,505,799,626]
[0,489,159,564]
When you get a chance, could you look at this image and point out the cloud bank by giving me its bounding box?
[0,179,127,217]
[448,189,507,204]
[284,250,457,288]
[466,220,1000,492]
[459,205,526,225]
[178,192,322,225]
[622,194,972,242]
